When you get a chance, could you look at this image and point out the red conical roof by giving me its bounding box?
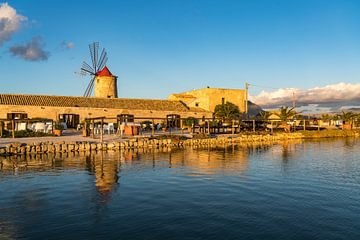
[96,66,113,77]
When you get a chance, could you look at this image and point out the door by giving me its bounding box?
[59,114,80,128]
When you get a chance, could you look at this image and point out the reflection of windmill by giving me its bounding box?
[81,42,108,97]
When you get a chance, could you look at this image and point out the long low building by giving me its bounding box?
[0,66,251,129]
[0,94,212,128]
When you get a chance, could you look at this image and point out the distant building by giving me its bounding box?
[168,88,247,113]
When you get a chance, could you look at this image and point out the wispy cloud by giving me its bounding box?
[250,82,360,109]
[60,40,74,50]
[0,2,27,46]
[9,36,50,61]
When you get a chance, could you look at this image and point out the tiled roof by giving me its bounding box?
[96,66,113,77]
[171,94,196,98]
[0,94,207,112]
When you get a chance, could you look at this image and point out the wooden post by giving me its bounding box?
[12,120,15,138]
[303,119,306,131]
[207,121,210,134]
[271,120,273,134]
[152,119,155,137]
[100,118,104,143]
[232,120,235,134]
[253,120,255,132]
[180,119,183,134]
[91,120,95,138]
[0,121,2,137]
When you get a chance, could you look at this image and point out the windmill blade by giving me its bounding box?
[98,56,108,72]
[94,43,99,71]
[89,42,99,72]
[98,48,107,70]
[98,51,108,71]
[88,77,96,97]
[83,76,96,97]
[81,61,95,75]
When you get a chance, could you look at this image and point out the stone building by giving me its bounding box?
[0,66,251,128]
[0,94,210,128]
[168,87,246,113]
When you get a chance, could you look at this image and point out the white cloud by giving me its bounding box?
[250,82,360,108]
[0,2,27,46]
[9,36,50,61]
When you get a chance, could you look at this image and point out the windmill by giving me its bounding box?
[80,42,108,97]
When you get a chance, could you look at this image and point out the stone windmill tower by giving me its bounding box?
[80,42,118,98]
[94,66,118,98]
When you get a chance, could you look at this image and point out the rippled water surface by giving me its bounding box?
[1,139,360,240]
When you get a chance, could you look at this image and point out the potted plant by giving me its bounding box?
[54,122,64,136]
[184,117,198,133]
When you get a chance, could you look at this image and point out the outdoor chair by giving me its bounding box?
[45,123,53,133]
[34,122,46,133]
[17,122,27,131]
[103,124,109,134]
[108,123,115,134]
[94,125,101,134]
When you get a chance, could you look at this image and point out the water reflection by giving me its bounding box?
[1,139,360,240]
[0,141,309,173]
[0,139,324,191]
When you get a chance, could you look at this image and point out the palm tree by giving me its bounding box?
[258,111,271,122]
[338,111,355,123]
[273,107,297,132]
[274,106,297,122]
[321,113,331,121]
[338,111,355,129]
[354,113,360,128]
[214,101,241,119]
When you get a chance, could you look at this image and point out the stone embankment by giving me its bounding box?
[0,130,359,157]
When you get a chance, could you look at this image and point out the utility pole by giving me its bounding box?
[292,91,296,109]
[245,82,249,116]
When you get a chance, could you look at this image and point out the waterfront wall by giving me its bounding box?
[1,130,359,157]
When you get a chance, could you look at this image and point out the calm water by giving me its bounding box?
[1,139,360,240]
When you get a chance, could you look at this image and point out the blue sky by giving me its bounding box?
[1,0,360,104]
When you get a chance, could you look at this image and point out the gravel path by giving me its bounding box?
[0,129,190,147]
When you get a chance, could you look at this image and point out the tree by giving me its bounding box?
[338,111,356,129]
[321,114,331,121]
[274,106,297,122]
[354,113,360,128]
[214,101,241,119]
[258,111,271,122]
[183,117,198,127]
[338,111,355,124]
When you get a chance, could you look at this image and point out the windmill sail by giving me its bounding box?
[80,42,108,97]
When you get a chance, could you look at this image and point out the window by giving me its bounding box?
[59,114,80,129]
[117,114,134,123]
[166,114,181,128]
[195,102,199,107]
[7,113,28,120]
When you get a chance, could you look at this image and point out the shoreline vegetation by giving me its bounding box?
[0,130,359,158]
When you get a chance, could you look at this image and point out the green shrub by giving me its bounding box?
[1,129,53,138]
